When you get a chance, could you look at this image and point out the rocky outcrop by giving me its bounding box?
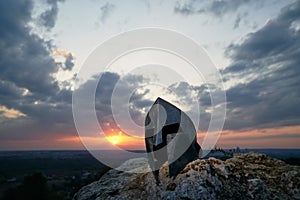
[73,152,300,200]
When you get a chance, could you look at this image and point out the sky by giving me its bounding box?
[0,0,300,150]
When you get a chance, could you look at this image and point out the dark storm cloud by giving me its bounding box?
[174,0,254,16]
[0,80,24,100]
[0,0,32,36]
[0,0,76,142]
[222,0,300,130]
[39,0,65,29]
[0,0,60,96]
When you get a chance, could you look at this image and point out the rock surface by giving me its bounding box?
[73,153,300,200]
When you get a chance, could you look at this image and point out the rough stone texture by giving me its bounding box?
[73,153,300,200]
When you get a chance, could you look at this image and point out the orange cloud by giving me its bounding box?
[52,49,74,58]
[0,105,26,118]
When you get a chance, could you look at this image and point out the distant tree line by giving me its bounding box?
[1,172,64,200]
[1,166,111,200]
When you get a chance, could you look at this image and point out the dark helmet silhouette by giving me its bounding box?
[145,97,201,183]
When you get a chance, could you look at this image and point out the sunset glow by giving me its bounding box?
[1,124,299,151]
[197,125,300,149]
[107,135,121,145]
[104,132,145,149]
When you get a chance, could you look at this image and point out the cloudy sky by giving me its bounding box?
[0,0,299,150]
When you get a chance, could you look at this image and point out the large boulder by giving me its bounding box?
[73,152,300,200]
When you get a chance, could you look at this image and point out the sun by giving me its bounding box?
[107,135,120,145]
[111,136,119,145]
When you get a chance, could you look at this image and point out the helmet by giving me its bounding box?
[145,97,201,183]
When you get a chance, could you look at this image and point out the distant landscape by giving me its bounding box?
[0,149,299,200]
[0,151,110,200]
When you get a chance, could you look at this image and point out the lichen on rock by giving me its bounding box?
[73,152,300,200]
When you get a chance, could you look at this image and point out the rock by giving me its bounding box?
[73,152,300,200]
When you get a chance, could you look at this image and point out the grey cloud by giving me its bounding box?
[174,2,195,16]
[228,133,300,141]
[0,80,24,99]
[174,0,261,30]
[224,23,296,64]
[0,0,75,142]
[222,0,300,130]
[233,12,248,29]
[130,89,152,109]
[0,0,32,37]
[75,72,151,131]
[132,99,152,109]
[0,70,152,141]
[64,53,75,71]
[99,2,115,23]
[39,0,65,29]
[168,81,228,132]
[233,13,242,29]
[0,0,60,97]
[174,0,254,16]
[205,0,251,16]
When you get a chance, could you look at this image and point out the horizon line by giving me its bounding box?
[1,147,300,152]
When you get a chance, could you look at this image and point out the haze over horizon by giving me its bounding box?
[0,0,300,150]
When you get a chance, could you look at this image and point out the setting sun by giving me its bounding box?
[106,131,125,145]
[107,135,121,145]
[103,130,145,148]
